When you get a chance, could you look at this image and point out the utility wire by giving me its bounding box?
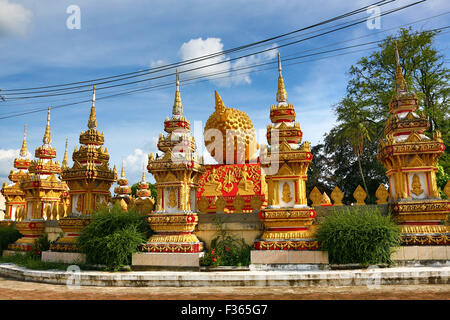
[0,0,395,93]
[1,0,426,100]
[3,10,448,108]
[4,24,449,120]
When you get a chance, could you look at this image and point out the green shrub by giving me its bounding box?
[28,233,51,259]
[200,217,251,267]
[0,226,22,251]
[316,207,400,266]
[77,203,150,270]
[0,253,69,270]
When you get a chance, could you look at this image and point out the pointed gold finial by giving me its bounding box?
[43,107,52,145]
[141,164,146,183]
[20,124,28,157]
[62,138,69,168]
[394,41,407,94]
[121,157,125,178]
[276,53,288,103]
[172,69,183,116]
[215,90,226,113]
[88,85,98,129]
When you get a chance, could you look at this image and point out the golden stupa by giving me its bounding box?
[204,91,258,164]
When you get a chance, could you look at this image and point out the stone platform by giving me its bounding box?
[132,252,204,271]
[2,250,27,257]
[41,251,86,264]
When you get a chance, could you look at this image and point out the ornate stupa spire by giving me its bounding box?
[1,124,31,223]
[377,45,449,246]
[113,157,131,206]
[62,138,69,169]
[88,85,97,129]
[9,109,66,251]
[276,53,288,104]
[254,54,315,252]
[134,164,154,215]
[43,107,52,145]
[54,87,116,253]
[172,69,183,117]
[19,124,28,157]
[143,70,205,255]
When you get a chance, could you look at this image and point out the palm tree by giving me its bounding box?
[334,97,374,195]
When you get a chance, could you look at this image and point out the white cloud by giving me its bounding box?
[178,37,278,87]
[231,44,278,85]
[179,37,231,86]
[0,148,32,184]
[123,148,148,174]
[0,0,32,37]
[151,59,166,68]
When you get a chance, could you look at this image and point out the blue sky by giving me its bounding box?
[0,0,449,187]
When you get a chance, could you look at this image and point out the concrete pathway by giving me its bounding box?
[0,276,449,300]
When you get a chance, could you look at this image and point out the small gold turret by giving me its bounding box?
[276,53,288,104]
[88,85,97,129]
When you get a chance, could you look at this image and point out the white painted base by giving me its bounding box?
[132,252,204,269]
[251,250,329,264]
[391,246,449,261]
[41,251,86,264]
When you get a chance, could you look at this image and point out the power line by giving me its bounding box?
[3,10,448,108]
[0,0,395,93]
[1,0,426,100]
[4,23,450,120]
[0,45,382,120]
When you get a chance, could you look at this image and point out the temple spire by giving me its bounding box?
[62,138,69,168]
[214,90,226,113]
[276,53,288,104]
[172,69,183,116]
[43,107,51,145]
[121,158,125,178]
[88,85,97,129]
[141,166,146,183]
[394,41,407,94]
[20,124,28,157]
